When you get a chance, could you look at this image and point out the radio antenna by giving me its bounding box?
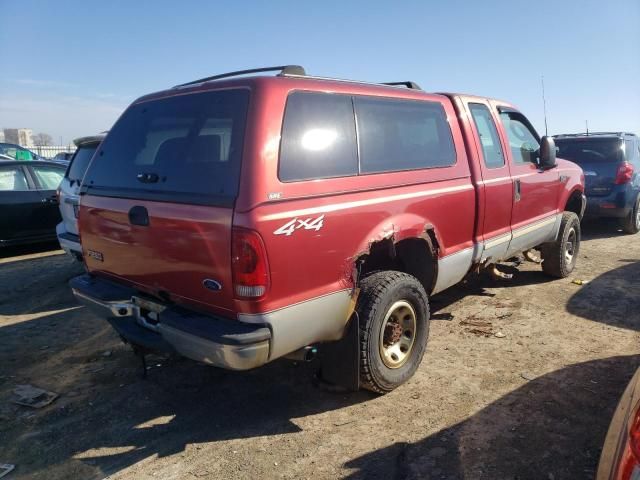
[541,75,549,136]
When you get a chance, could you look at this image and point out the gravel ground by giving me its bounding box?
[0,220,638,480]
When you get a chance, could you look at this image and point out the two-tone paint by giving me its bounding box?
[78,75,585,368]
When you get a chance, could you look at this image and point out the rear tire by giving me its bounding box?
[356,271,430,394]
[622,195,640,234]
[540,212,581,278]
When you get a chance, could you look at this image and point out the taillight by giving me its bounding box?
[615,162,634,185]
[231,228,270,299]
[630,407,640,462]
[614,402,640,480]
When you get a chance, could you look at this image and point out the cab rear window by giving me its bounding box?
[83,89,249,206]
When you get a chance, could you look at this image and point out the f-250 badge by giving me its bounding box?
[87,249,104,262]
[274,214,324,236]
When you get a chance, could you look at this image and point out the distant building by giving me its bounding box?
[0,131,4,142]
[3,128,34,147]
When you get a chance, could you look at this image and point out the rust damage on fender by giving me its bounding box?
[343,223,440,306]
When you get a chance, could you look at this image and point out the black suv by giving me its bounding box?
[555,132,640,233]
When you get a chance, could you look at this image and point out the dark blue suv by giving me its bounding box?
[555,132,640,234]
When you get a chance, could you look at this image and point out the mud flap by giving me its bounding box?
[317,314,360,392]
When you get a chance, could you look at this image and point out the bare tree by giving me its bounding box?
[32,133,53,146]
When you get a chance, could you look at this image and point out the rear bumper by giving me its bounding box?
[56,223,82,259]
[70,274,271,370]
[584,188,637,219]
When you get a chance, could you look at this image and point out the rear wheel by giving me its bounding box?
[356,271,430,393]
[540,212,581,278]
[622,195,640,234]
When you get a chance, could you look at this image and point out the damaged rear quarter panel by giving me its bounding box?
[233,176,476,315]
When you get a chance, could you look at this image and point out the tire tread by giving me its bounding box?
[541,212,580,278]
[622,196,640,234]
[356,271,429,393]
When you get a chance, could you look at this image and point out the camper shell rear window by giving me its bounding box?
[83,89,250,206]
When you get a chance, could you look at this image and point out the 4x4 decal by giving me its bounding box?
[274,214,325,236]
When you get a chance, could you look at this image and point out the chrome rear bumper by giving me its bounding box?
[70,274,271,370]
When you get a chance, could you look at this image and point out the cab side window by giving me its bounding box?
[469,103,505,169]
[499,112,540,165]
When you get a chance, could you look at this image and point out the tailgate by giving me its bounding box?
[581,161,618,197]
[77,88,251,316]
[80,195,235,315]
[556,137,623,197]
[58,178,80,235]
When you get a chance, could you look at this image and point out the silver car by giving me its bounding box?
[56,134,105,260]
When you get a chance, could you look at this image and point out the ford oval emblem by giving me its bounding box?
[203,279,222,292]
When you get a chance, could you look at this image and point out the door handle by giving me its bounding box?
[514,179,521,202]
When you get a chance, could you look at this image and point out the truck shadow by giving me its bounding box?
[343,354,639,479]
[566,260,640,331]
[0,304,373,479]
[429,267,553,317]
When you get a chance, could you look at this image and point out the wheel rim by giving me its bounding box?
[565,228,576,265]
[379,300,417,369]
[635,200,640,230]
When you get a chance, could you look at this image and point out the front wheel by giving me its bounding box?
[540,212,581,278]
[622,195,640,235]
[356,271,430,394]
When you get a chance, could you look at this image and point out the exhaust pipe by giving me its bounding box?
[284,346,318,362]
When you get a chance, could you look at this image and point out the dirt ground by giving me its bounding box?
[0,220,638,480]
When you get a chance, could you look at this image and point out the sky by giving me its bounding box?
[1,0,638,145]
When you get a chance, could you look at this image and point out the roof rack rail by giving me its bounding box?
[554,131,635,138]
[586,131,635,137]
[381,81,422,90]
[173,65,306,88]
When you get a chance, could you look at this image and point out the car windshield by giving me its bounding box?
[67,144,99,184]
[83,89,250,206]
[0,144,34,161]
[555,138,623,163]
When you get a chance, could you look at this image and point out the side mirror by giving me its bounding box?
[538,136,557,169]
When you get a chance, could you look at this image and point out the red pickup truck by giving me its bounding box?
[70,66,585,393]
